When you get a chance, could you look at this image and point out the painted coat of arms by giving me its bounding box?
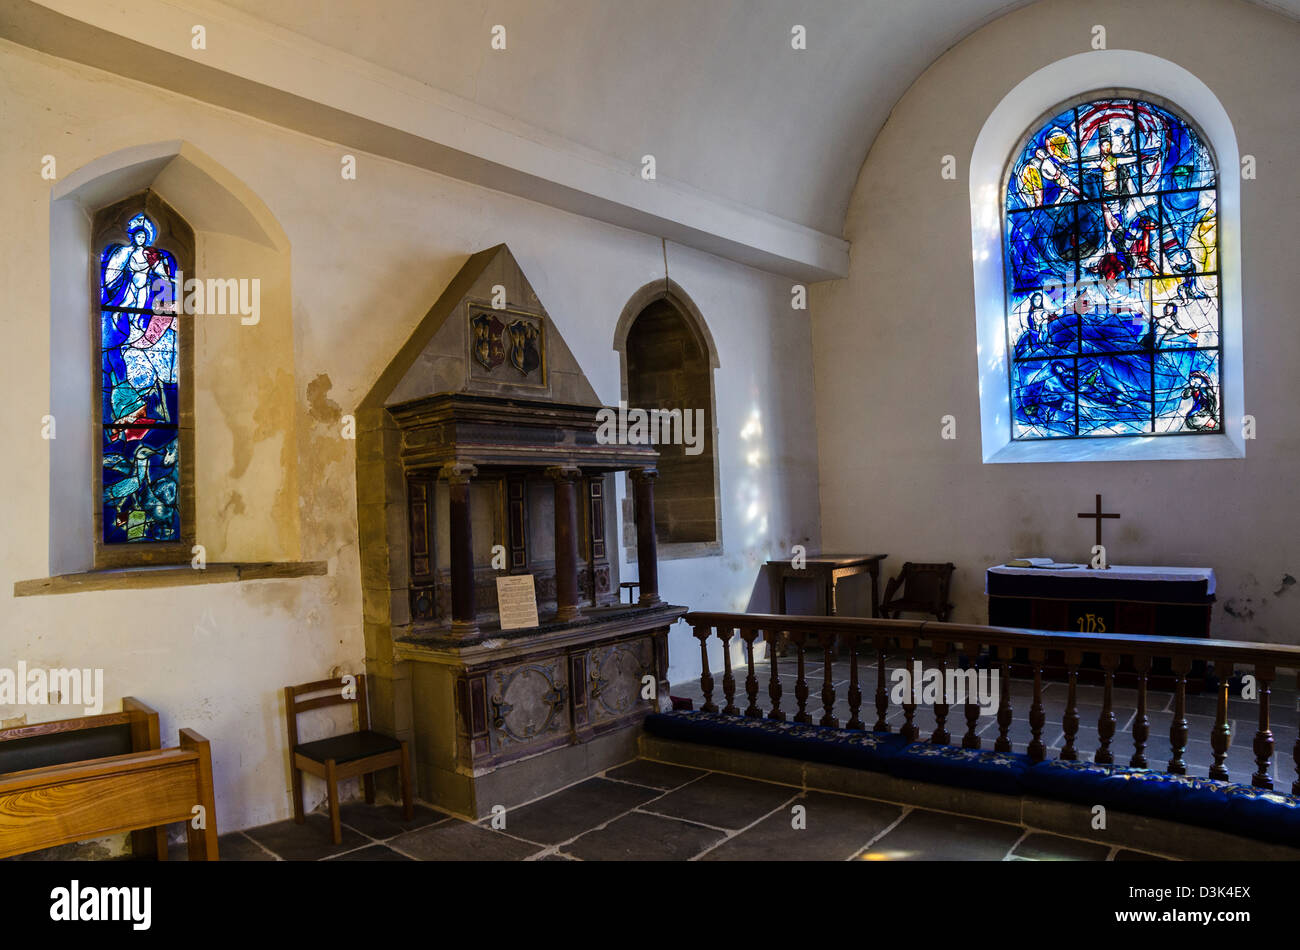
[471,312,505,370]
[467,308,546,388]
[507,319,542,376]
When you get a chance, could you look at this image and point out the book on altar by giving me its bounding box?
[1003,557,1075,569]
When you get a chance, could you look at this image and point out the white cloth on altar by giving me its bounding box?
[986,563,1216,595]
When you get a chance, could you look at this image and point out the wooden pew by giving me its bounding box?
[0,728,219,860]
[0,697,167,858]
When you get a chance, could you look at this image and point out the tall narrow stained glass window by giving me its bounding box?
[1003,96,1221,440]
[97,200,189,548]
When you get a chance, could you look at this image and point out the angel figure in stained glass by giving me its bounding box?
[1018,130,1079,206]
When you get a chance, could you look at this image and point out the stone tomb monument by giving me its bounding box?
[354,245,685,817]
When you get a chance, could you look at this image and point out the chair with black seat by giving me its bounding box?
[284,674,413,844]
[879,562,956,622]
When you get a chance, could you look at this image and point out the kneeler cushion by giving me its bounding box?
[642,711,909,771]
[1024,759,1300,846]
[644,713,1300,846]
[888,744,1031,795]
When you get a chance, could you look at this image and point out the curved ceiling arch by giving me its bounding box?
[10,0,1296,276]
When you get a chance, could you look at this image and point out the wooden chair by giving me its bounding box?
[880,562,956,622]
[284,674,413,845]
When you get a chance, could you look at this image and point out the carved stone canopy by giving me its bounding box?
[389,392,659,476]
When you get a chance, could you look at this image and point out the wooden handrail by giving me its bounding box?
[683,612,1300,666]
[681,611,1300,794]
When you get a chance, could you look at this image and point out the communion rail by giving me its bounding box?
[683,611,1300,793]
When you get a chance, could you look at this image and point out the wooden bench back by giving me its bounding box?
[0,727,219,860]
[283,675,369,748]
[0,697,161,776]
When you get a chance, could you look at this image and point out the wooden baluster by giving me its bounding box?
[873,637,890,732]
[741,628,761,718]
[1130,653,1151,769]
[766,629,785,722]
[846,634,864,730]
[930,639,950,745]
[962,642,982,750]
[1251,662,1274,789]
[1209,658,1233,781]
[1167,656,1191,775]
[1027,648,1046,762]
[1061,649,1081,761]
[900,638,919,742]
[995,645,1013,754]
[793,632,811,725]
[819,630,839,728]
[1096,653,1117,765]
[694,625,717,713]
[719,627,738,716]
[1293,670,1299,796]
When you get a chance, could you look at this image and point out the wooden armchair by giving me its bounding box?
[880,562,956,622]
[284,674,413,845]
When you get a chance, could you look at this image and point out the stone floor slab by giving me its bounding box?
[328,844,414,861]
[641,772,798,830]
[563,811,725,861]
[605,759,707,791]
[857,809,1023,861]
[340,802,445,840]
[492,777,661,845]
[702,791,903,861]
[389,820,543,861]
[1011,831,1110,861]
[244,815,369,861]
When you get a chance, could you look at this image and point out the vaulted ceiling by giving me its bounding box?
[211,0,1300,234]
[217,0,1043,235]
[5,0,1297,278]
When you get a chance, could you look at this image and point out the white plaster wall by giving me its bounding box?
[0,36,820,831]
[812,0,1300,641]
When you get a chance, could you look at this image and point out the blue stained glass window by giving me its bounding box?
[1004,97,1221,440]
[100,213,181,543]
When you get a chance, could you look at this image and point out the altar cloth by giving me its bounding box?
[986,563,1216,603]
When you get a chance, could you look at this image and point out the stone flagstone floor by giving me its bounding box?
[186,758,1173,862]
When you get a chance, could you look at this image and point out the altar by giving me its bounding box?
[986,562,1216,638]
[986,562,1216,688]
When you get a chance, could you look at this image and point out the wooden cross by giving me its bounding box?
[1077,493,1120,569]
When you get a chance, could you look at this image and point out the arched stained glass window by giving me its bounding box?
[1003,95,1221,440]
[94,193,194,561]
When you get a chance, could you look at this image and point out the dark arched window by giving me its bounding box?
[619,288,720,556]
[1004,95,1220,440]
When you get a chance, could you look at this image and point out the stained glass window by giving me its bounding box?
[99,212,182,543]
[1003,97,1221,440]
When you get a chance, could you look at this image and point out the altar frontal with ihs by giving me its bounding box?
[352,244,686,820]
[987,493,1216,646]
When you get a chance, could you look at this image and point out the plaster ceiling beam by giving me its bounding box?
[2,0,849,281]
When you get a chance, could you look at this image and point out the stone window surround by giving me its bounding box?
[613,279,723,562]
[970,51,1245,464]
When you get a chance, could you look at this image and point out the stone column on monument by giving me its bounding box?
[441,462,479,636]
[630,468,662,606]
[547,465,583,623]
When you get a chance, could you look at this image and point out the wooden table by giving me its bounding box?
[768,553,887,657]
